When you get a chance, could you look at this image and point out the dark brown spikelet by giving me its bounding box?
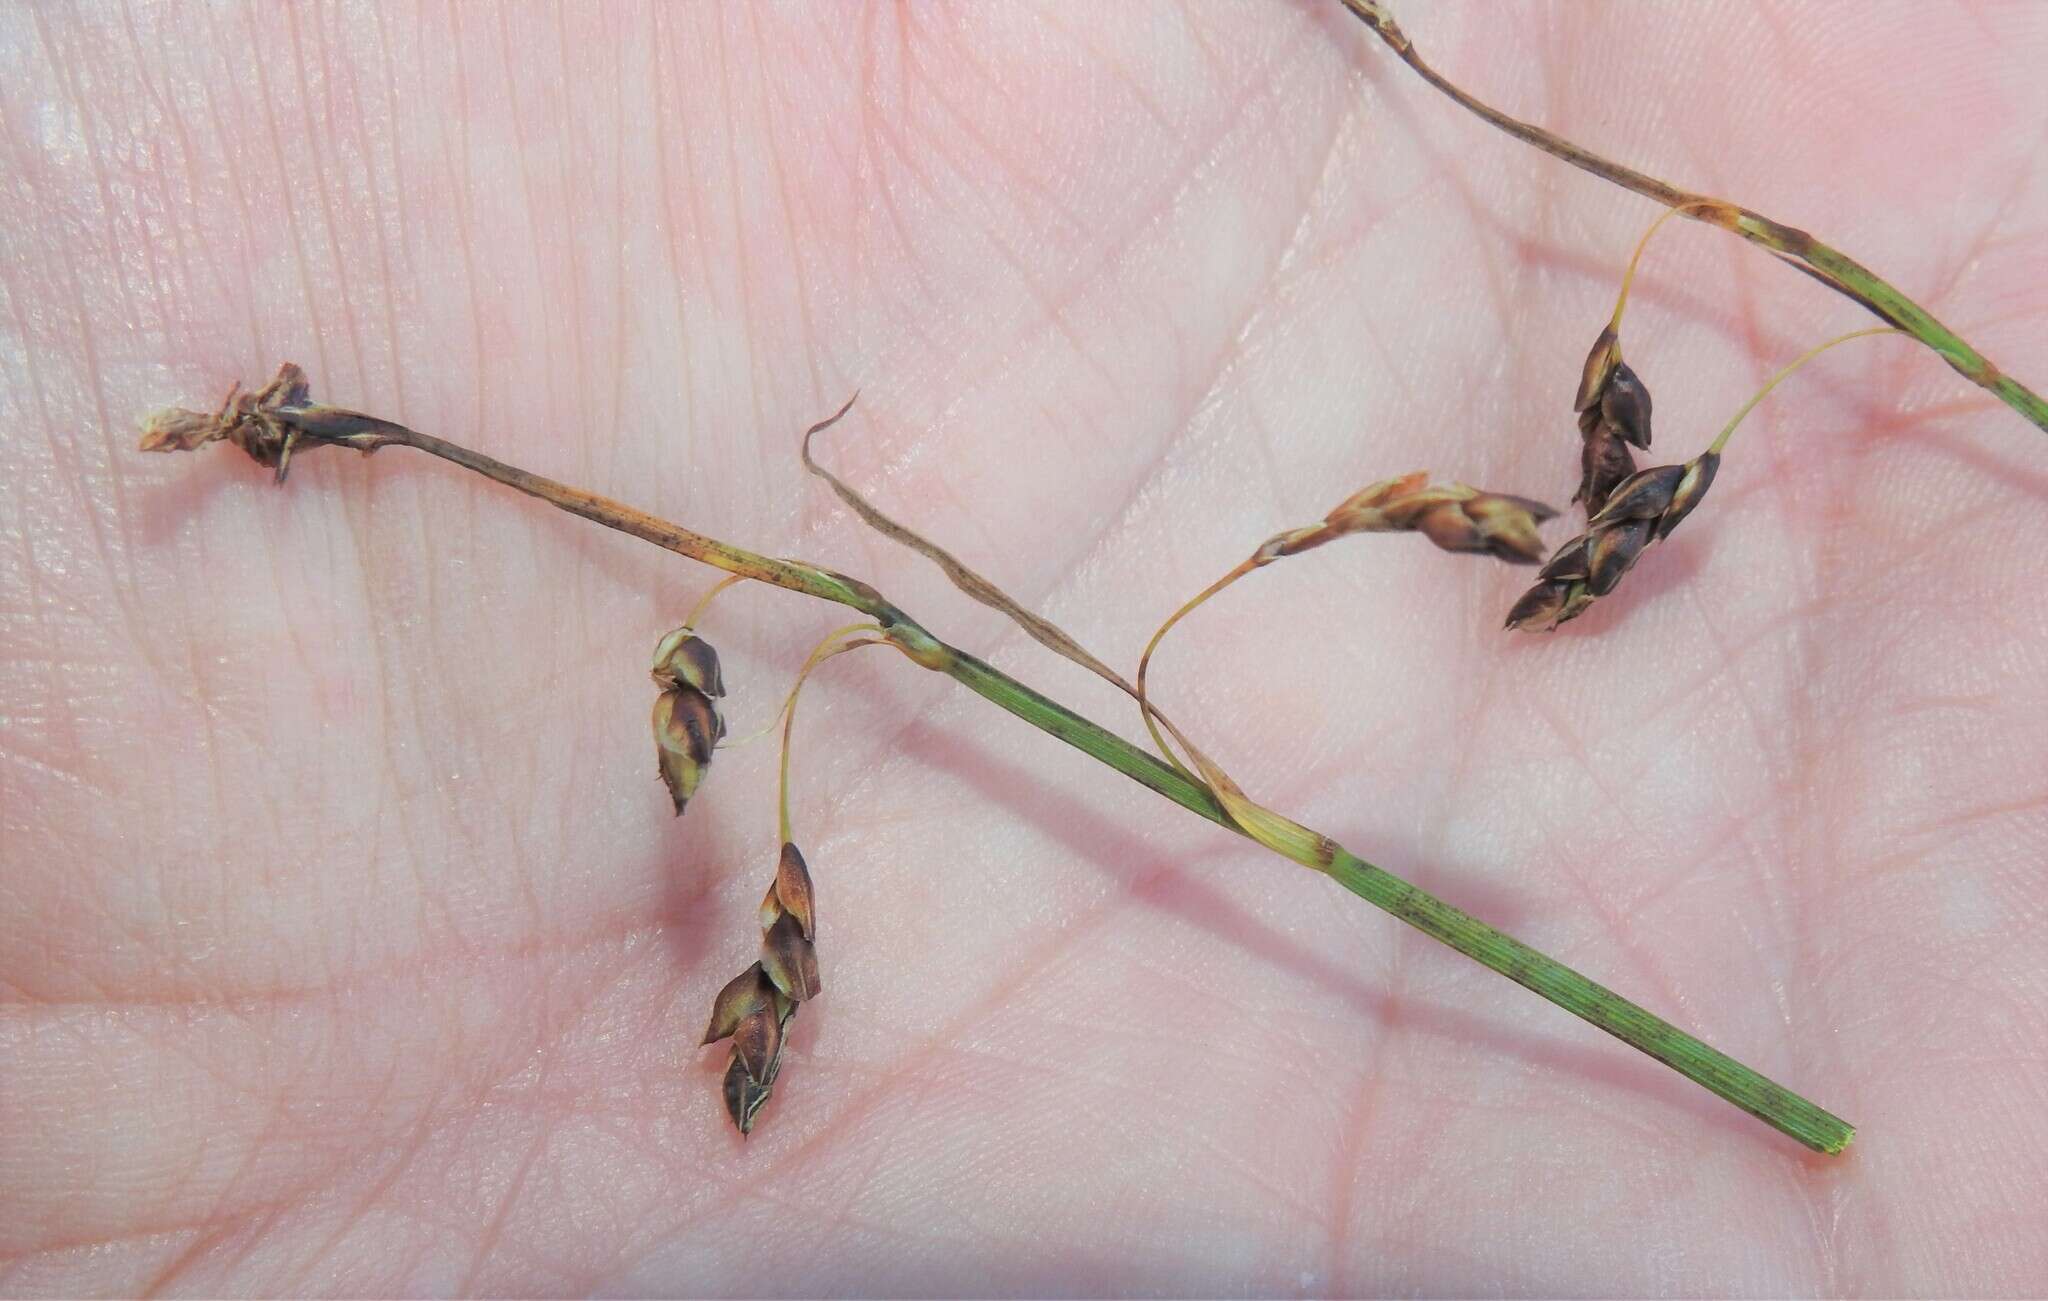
[652,628,726,697]
[702,963,775,1046]
[1571,327,1656,515]
[1575,405,1639,516]
[772,841,816,940]
[1601,364,1653,450]
[650,631,725,815]
[1574,325,1622,414]
[722,1053,777,1134]
[1505,451,1720,632]
[706,963,795,1136]
[701,842,823,1135]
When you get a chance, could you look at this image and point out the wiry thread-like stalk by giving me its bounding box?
[1709,328,1903,454]
[777,624,885,844]
[1609,200,1717,334]
[682,574,750,632]
[1137,559,1254,782]
[140,371,1853,1152]
[1339,0,2048,436]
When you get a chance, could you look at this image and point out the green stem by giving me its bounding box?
[940,641,1851,1154]
[273,403,1852,1153]
[1322,852,1848,1151]
[1339,0,2048,437]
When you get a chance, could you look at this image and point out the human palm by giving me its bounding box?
[5,3,2046,1295]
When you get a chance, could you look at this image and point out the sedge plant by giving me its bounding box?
[131,2,2048,1155]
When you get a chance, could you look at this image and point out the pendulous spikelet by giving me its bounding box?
[702,842,821,1134]
[1505,451,1719,632]
[1573,325,1655,515]
[651,629,726,815]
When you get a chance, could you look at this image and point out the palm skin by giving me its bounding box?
[4,2,2047,1295]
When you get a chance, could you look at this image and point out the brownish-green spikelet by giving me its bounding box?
[1267,472,1555,566]
[702,842,821,1134]
[651,630,726,815]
